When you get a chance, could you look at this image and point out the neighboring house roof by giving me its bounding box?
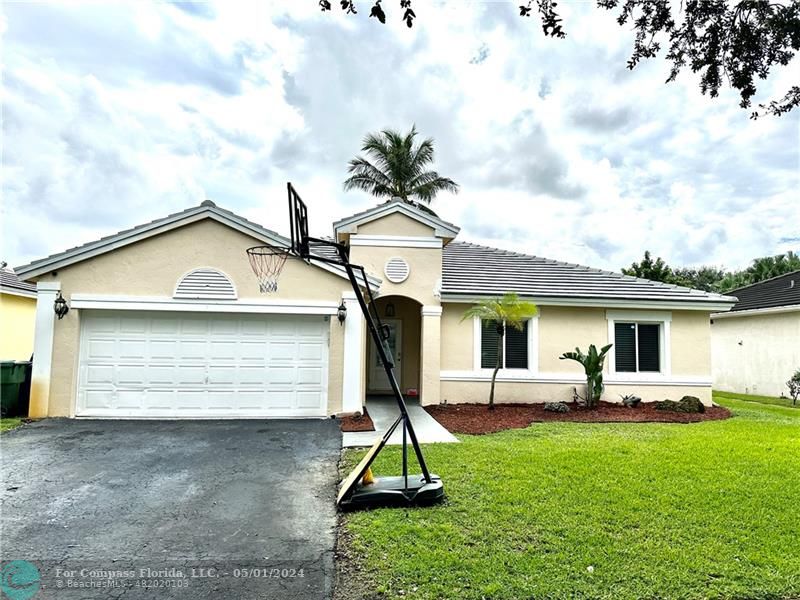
[13,201,380,287]
[724,270,800,313]
[441,242,737,308]
[333,199,461,239]
[0,267,37,298]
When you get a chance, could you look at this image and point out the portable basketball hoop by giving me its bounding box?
[246,182,444,511]
[246,244,290,293]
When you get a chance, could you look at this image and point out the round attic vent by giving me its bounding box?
[384,257,410,284]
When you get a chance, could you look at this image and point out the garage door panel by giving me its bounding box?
[120,318,147,334]
[207,366,236,385]
[151,340,178,359]
[144,391,174,410]
[86,365,114,385]
[116,390,144,409]
[297,367,323,385]
[297,342,324,361]
[148,366,175,385]
[77,311,329,417]
[296,391,324,409]
[88,339,115,359]
[117,365,147,385]
[179,340,207,359]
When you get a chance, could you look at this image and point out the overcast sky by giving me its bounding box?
[2,1,798,273]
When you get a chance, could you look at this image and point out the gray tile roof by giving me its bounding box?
[727,270,800,312]
[0,268,36,295]
[14,202,287,278]
[442,242,736,305]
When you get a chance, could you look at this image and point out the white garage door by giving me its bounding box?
[76,311,329,418]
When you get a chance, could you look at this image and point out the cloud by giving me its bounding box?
[1,0,798,277]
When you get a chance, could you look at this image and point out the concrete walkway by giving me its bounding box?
[342,397,459,448]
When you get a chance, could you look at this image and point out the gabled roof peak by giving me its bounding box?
[333,199,460,239]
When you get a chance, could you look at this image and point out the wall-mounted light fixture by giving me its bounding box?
[337,301,347,325]
[385,302,395,318]
[54,292,69,320]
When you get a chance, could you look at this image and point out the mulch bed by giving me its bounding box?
[339,408,375,432]
[424,401,732,435]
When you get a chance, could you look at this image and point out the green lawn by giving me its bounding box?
[714,389,798,409]
[338,394,800,600]
[0,417,23,433]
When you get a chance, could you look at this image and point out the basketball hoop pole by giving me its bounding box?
[284,183,439,505]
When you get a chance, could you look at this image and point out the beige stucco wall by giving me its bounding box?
[0,293,36,360]
[712,310,800,397]
[356,213,436,237]
[441,381,711,405]
[34,218,352,417]
[350,245,442,306]
[439,303,715,405]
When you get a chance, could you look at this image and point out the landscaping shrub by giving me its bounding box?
[655,396,705,413]
[621,394,642,408]
[544,401,569,413]
[786,369,800,406]
[679,395,705,413]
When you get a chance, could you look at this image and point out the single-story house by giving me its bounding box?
[711,270,800,397]
[0,265,37,360]
[16,198,736,419]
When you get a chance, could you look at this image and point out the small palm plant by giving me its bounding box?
[343,126,459,206]
[461,293,538,410]
[560,344,613,409]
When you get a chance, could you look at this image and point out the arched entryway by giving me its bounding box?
[365,295,422,400]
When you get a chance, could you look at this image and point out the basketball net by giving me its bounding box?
[246,245,289,293]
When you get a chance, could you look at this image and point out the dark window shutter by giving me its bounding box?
[504,322,529,369]
[480,319,500,369]
[614,323,637,372]
[637,324,660,372]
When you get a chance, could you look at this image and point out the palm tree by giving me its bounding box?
[343,126,459,205]
[461,293,538,410]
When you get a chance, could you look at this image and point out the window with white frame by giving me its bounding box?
[479,319,530,369]
[607,311,671,375]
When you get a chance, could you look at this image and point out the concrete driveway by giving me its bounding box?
[1,419,341,599]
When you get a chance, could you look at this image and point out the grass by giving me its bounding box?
[0,417,23,433]
[713,389,798,409]
[338,393,800,600]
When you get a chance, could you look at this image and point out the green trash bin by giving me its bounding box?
[1,361,29,417]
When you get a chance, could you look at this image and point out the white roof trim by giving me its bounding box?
[0,287,37,299]
[333,200,460,239]
[441,293,736,312]
[711,303,800,319]
[14,205,380,288]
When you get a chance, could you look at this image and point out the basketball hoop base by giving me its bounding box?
[338,474,444,511]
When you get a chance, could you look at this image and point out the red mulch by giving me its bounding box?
[339,408,375,432]
[424,401,732,435]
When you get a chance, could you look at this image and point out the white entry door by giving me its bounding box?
[76,311,329,418]
[368,319,402,392]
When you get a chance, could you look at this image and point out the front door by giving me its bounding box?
[368,319,402,393]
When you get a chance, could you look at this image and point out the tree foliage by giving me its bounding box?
[343,126,459,205]
[461,293,539,410]
[318,0,800,117]
[622,250,800,293]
